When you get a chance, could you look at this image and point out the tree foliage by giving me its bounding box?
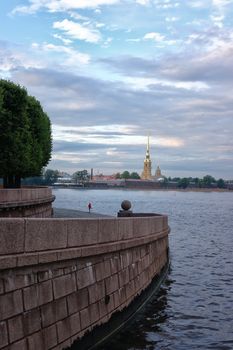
[43,169,59,185]
[129,172,140,179]
[202,175,216,187]
[72,170,90,183]
[119,171,140,179]
[178,177,190,189]
[170,175,226,189]
[121,171,130,179]
[217,178,225,188]
[0,79,52,188]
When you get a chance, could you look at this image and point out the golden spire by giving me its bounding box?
[146,134,150,159]
[141,134,152,179]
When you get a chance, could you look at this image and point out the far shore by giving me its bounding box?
[124,188,232,192]
[52,185,232,192]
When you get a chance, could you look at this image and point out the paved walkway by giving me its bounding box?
[53,207,113,218]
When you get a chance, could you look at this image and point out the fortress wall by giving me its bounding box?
[0,215,169,350]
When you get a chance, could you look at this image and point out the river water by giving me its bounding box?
[53,188,233,350]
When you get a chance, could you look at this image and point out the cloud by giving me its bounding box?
[53,124,184,147]
[68,12,89,21]
[0,41,44,73]
[165,16,179,22]
[143,32,165,42]
[212,0,233,8]
[53,34,73,45]
[12,0,157,15]
[100,25,233,86]
[188,0,233,10]
[125,77,209,91]
[126,38,141,42]
[142,32,177,46]
[188,1,211,8]
[102,37,113,48]
[32,42,90,66]
[210,14,224,28]
[136,0,151,4]
[0,40,90,78]
[12,0,120,14]
[8,64,232,177]
[53,19,102,43]
[95,22,106,28]
[154,0,180,9]
[50,123,185,173]
[4,0,233,178]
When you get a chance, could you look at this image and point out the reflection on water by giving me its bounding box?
[99,277,173,350]
[54,189,233,350]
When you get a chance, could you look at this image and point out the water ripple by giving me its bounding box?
[54,189,233,350]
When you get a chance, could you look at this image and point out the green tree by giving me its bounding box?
[193,177,199,185]
[0,79,52,188]
[72,170,90,184]
[162,176,168,184]
[130,172,140,179]
[121,171,130,179]
[43,169,59,185]
[158,176,168,188]
[178,177,190,189]
[202,175,216,188]
[115,172,121,179]
[172,177,180,182]
[26,96,52,175]
[217,178,225,188]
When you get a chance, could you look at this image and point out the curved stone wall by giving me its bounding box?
[0,215,169,350]
[0,187,55,217]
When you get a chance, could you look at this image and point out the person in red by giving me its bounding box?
[88,202,92,213]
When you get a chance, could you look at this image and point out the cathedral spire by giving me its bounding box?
[141,135,152,180]
[146,134,150,159]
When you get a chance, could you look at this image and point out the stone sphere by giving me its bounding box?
[121,200,131,211]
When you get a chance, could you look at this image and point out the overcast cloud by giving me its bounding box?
[0,0,233,178]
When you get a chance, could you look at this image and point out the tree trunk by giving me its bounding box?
[15,176,21,188]
[3,176,8,188]
[3,175,21,188]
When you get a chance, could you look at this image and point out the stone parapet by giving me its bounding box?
[0,215,170,350]
[0,187,55,218]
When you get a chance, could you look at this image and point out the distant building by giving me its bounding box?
[92,174,117,181]
[58,171,71,179]
[141,136,152,180]
[56,177,73,183]
[141,136,165,181]
[155,165,162,178]
[56,172,72,184]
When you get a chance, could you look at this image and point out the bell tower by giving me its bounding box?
[155,165,162,178]
[141,135,152,180]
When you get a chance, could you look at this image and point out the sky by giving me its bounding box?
[0,0,233,179]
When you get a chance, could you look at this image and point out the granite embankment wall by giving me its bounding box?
[0,187,55,218]
[0,215,169,350]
